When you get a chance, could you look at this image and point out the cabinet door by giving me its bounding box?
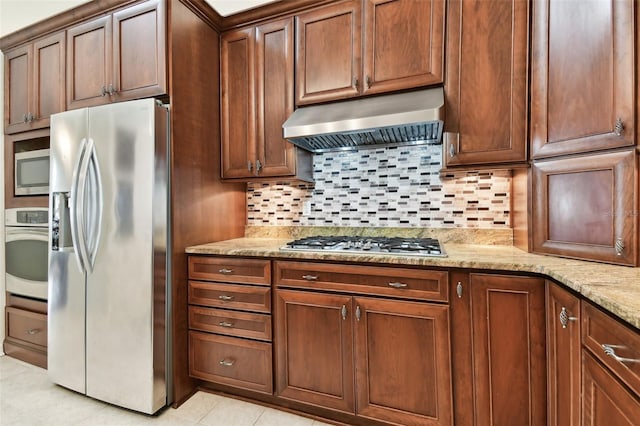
[4,44,32,134]
[221,27,255,178]
[470,273,546,426]
[295,0,361,105]
[275,290,355,413]
[582,351,640,426]
[255,17,297,177]
[532,149,637,265]
[362,0,444,95]
[530,0,634,158]
[67,15,112,109]
[32,32,66,128]
[354,297,452,425]
[444,0,528,166]
[112,0,166,101]
[546,281,581,426]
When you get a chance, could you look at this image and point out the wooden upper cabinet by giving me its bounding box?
[295,0,443,105]
[295,0,361,105]
[444,0,528,167]
[362,0,444,96]
[530,0,635,158]
[532,149,637,265]
[4,32,65,134]
[67,0,166,110]
[221,18,311,181]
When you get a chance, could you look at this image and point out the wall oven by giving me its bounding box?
[5,208,49,300]
[15,148,50,196]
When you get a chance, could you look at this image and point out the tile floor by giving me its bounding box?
[0,355,333,426]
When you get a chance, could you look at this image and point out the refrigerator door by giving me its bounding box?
[84,99,167,414]
[48,108,88,394]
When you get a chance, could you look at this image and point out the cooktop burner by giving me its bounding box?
[281,236,446,257]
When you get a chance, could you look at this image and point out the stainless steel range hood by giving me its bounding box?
[282,87,444,153]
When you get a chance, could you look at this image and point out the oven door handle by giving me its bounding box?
[70,138,89,274]
[5,228,48,241]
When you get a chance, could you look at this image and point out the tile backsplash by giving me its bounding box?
[247,145,511,228]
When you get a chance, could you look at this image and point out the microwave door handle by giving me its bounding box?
[75,138,94,274]
[84,139,103,270]
[69,138,88,273]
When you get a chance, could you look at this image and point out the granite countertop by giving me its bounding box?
[186,237,640,330]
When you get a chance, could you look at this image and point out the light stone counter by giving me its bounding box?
[186,238,640,330]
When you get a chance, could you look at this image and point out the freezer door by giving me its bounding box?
[48,108,88,394]
[85,99,167,414]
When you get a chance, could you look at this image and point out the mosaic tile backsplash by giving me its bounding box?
[247,145,511,228]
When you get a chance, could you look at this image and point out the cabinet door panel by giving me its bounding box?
[67,15,112,109]
[113,0,166,100]
[362,0,444,95]
[531,0,634,158]
[444,0,528,166]
[5,45,31,133]
[532,149,637,265]
[295,0,361,105]
[221,27,255,178]
[470,274,546,426]
[354,297,452,425]
[275,290,354,413]
[33,32,66,127]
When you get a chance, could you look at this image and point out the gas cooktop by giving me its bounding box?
[281,236,446,257]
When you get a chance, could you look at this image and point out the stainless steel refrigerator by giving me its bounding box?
[48,98,170,414]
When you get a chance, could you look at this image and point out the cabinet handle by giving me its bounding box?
[559,307,578,329]
[614,118,624,136]
[353,77,359,89]
[602,344,640,364]
[456,282,463,298]
[100,86,107,97]
[28,113,34,122]
[218,321,234,328]
[256,159,262,174]
[355,305,361,321]
[341,304,347,320]
[388,282,408,289]
[218,295,234,301]
[615,238,624,256]
[27,328,41,335]
[302,274,318,281]
[107,84,116,96]
[218,268,233,274]
[219,358,235,367]
[365,75,371,89]
[247,161,253,171]
[22,113,28,123]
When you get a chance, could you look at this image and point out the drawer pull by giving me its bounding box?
[218,295,234,301]
[456,282,463,298]
[219,358,235,367]
[341,305,347,320]
[356,306,361,322]
[602,344,640,364]
[388,282,408,289]
[218,268,233,274]
[302,274,318,281]
[218,321,234,328]
[27,328,41,335]
[559,307,578,329]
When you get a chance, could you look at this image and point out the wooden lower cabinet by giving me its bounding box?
[3,294,47,369]
[275,289,452,425]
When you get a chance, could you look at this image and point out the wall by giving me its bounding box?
[247,144,512,228]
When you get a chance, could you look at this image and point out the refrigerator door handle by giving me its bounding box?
[84,138,103,270]
[70,138,89,273]
[75,138,96,273]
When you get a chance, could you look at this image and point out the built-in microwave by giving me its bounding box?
[15,148,50,196]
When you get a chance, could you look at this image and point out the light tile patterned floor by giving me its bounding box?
[0,355,332,426]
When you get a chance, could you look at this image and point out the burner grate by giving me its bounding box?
[282,236,446,257]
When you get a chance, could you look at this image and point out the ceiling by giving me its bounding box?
[206,0,278,17]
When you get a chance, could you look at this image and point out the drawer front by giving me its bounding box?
[188,256,271,286]
[7,307,47,347]
[189,331,272,394]
[189,306,272,341]
[188,281,271,313]
[274,261,448,302]
[582,302,640,395]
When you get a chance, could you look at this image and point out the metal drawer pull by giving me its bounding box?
[218,268,233,274]
[27,328,41,335]
[388,282,408,289]
[218,295,234,301]
[559,307,578,329]
[602,344,640,364]
[356,306,361,321]
[219,359,235,367]
[341,305,347,320]
[219,321,234,328]
[456,282,463,298]
[302,274,318,281]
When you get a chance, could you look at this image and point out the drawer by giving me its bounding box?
[582,302,640,396]
[189,306,272,341]
[188,281,271,313]
[188,256,271,286]
[189,331,272,394]
[274,261,449,302]
[7,307,47,348]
